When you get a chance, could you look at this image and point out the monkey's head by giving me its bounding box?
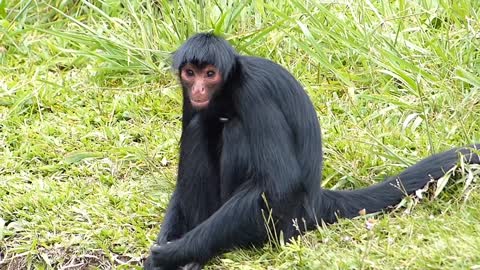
[179,63,222,110]
[173,33,236,110]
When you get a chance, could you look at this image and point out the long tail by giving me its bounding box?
[317,144,480,223]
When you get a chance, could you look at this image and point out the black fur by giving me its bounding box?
[144,33,480,269]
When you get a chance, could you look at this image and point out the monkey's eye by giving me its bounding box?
[185,69,194,77]
[206,70,216,78]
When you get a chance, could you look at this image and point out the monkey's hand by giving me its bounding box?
[145,240,202,270]
[143,255,158,270]
[182,263,203,270]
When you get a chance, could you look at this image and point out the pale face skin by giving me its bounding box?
[180,63,223,110]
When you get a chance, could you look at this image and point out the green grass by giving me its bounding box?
[1,0,479,269]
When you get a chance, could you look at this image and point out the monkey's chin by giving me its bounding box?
[191,99,210,110]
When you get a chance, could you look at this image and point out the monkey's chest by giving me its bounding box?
[217,119,251,203]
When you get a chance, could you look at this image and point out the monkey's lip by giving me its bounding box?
[190,99,210,109]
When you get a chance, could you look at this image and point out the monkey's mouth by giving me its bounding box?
[190,98,210,109]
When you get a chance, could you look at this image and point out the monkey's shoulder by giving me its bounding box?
[234,56,305,100]
[238,56,290,76]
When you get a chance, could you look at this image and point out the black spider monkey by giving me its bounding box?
[144,33,480,270]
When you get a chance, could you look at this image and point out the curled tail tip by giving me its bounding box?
[316,143,480,223]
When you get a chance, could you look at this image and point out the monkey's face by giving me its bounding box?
[180,63,223,110]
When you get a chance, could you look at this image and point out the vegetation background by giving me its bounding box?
[1,0,479,269]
